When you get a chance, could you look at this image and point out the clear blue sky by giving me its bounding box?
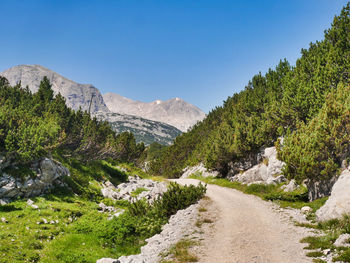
[0,0,348,113]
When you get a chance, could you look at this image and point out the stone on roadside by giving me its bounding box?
[301,206,312,214]
[316,168,350,221]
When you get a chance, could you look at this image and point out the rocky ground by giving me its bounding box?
[97,203,200,263]
[101,175,168,202]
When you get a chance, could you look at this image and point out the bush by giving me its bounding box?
[278,83,350,182]
[129,182,207,218]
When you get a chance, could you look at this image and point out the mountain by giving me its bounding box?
[103,92,206,132]
[94,112,181,145]
[1,65,109,113]
[0,64,181,145]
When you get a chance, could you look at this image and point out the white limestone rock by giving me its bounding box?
[96,258,119,263]
[181,163,220,179]
[301,206,312,214]
[101,176,167,203]
[334,234,350,247]
[264,147,284,177]
[316,168,350,221]
[231,146,286,185]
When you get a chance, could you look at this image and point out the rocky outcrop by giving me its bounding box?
[306,176,338,202]
[181,163,220,179]
[97,203,199,263]
[316,168,350,221]
[101,175,167,202]
[103,93,206,132]
[0,158,69,203]
[227,151,264,177]
[230,147,286,185]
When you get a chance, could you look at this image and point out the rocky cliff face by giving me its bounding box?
[103,93,206,132]
[1,65,109,113]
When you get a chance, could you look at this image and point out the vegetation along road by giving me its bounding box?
[174,179,312,263]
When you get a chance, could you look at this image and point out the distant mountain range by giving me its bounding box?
[103,93,206,132]
[0,65,204,144]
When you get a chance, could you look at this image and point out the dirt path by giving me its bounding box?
[173,179,312,263]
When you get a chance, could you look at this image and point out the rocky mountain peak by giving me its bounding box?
[103,93,206,131]
[0,65,109,113]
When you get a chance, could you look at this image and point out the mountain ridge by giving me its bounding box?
[0,64,187,145]
[1,64,109,113]
[103,92,206,131]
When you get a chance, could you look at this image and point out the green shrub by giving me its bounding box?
[129,182,207,218]
[279,83,350,182]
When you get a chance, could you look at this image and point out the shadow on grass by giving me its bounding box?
[0,204,22,212]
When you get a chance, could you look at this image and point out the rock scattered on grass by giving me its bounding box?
[334,233,350,247]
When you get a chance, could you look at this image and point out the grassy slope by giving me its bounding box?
[0,159,136,263]
[0,157,206,263]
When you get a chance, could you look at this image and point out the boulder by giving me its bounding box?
[227,151,264,177]
[181,163,219,179]
[0,158,69,201]
[264,147,284,177]
[316,169,350,221]
[281,179,298,192]
[334,234,350,247]
[232,164,267,184]
[231,146,286,185]
[266,175,286,185]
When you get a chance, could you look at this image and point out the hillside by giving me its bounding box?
[151,3,350,186]
[103,92,206,132]
[94,112,181,145]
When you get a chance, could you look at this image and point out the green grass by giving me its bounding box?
[299,215,350,262]
[189,175,327,210]
[116,163,165,182]
[0,161,205,263]
[0,194,127,263]
[3,164,36,180]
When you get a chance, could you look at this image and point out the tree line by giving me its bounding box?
[0,76,145,165]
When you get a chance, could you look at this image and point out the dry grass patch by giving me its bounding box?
[161,239,199,263]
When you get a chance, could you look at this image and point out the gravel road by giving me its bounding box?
[173,179,313,263]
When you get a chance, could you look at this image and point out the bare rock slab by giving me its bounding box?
[316,168,350,221]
